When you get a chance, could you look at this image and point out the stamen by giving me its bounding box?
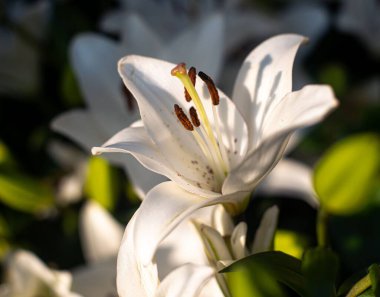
[184,67,197,102]
[198,71,219,105]
[174,104,193,131]
[189,107,200,127]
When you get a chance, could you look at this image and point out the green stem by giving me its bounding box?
[346,275,371,297]
[316,208,329,247]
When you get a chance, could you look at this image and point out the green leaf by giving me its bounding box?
[313,134,380,215]
[84,156,119,211]
[369,264,380,296]
[0,170,54,213]
[358,289,375,297]
[226,263,286,297]
[302,247,339,297]
[223,251,305,296]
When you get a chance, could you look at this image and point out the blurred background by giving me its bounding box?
[0,0,379,296]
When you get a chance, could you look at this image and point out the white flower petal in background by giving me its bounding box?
[258,159,318,208]
[1,250,81,297]
[251,206,279,253]
[79,201,123,264]
[0,0,50,96]
[71,257,117,297]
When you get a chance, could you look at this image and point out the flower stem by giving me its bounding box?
[346,274,371,297]
[316,208,329,247]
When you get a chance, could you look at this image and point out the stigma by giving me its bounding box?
[171,63,230,191]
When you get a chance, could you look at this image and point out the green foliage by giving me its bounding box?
[84,156,119,211]
[319,64,347,97]
[0,169,54,214]
[223,251,305,296]
[302,247,339,297]
[313,134,380,215]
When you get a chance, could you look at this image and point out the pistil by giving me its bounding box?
[171,63,228,187]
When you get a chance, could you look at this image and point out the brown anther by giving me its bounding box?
[189,106,200,127]
[121,83,136,111]
[174,104,194,131]
[198,71,219,105]
[184,66,197,102]
[171,63,187,76]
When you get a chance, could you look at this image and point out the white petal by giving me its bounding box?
[198,224,233,261]
[117,211,158,297]
[79,201,123,263]
[258,159,319,208]
[261,85,338,139]
[72,258,117,297]
[161,13,224,80]
[156,264,215,297]
[210,205,234,237]
[51,110,105,151]
[232,34,307,145]
[71,33,138,136]
[118,56,224,194]
[133,182,249,266]
[92,125,215,196]
[251,206,279,254]
[156,206,217,280]
[224,85,338,194]
[121,13,163,56]
[223,131,290,194]
[230,222,248,259]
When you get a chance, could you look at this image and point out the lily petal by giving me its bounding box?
[117,56,225,194]
[92,125,215,197]
[251,206,279,253]
[121,13,163,56]
[224,85,338,194]
[161,13,224,80]
[51,110,105,150]
[133,182,248,266]
[117,211,159,297]
[70,33,137,136]
[156,264,215,297]
[79,201,123,264]
[72,257,117,297]
[230,222,248,259]
[232,34,307,145]
[258,159,319,207]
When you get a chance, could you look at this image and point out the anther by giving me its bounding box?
[198,71,219,105]
[174,104,194,131]
[184,67,197,102]
[189,107,200,127]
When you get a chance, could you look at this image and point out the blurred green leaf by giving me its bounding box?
[302,247,339,297]
[223,251,305,296]
[84,156,119,211]
[227,263,286,297]
[319,64,347,97]
[61,64,83,107]
[0,140,16,168]
[274,230,308,260]
[369,264,380,296]
[358,289,375,297]
[313,134,380,215]
[0,170,54,213]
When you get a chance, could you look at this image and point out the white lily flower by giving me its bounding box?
[117,206,226,297]
[117,202,278,297]
[93,34,338,264]
[0,0,50,96]
[0,250,81,297]
[337,0,380,57]
[52,13,223,198]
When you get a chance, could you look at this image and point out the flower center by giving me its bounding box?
[171,63,229,191]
